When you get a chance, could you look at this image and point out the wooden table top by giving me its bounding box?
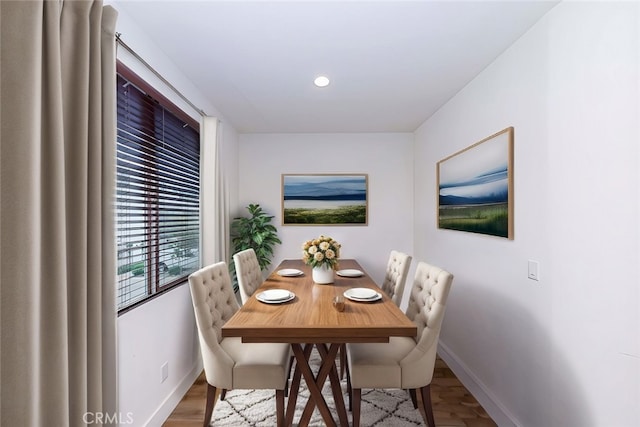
[222,259,417,343]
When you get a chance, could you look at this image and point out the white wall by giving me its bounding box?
[414,2,639,426]
[237,133,414,288]
[109,4,240,426]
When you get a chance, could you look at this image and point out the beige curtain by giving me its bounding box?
[1,1,118,426]
[200,117,230,266]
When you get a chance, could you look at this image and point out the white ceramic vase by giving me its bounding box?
[312,264,335,284]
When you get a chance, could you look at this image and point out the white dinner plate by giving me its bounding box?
[256,289,295,304]
[277,268,304,277]
[336,269,364,278]
[343,287,381,302]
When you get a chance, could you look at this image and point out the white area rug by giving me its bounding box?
[211,348,425,426]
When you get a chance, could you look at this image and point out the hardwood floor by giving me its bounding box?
[163,356,496,427]
[429,357,497,427]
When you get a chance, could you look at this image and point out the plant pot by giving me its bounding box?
[312,264,334,284]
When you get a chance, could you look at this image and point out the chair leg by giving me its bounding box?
[285,355,295,397]
[339,343,346,379]
[275,389,285,427]
[346,362,352,411]
[220,388,227,401]
[352,388,361,427]
[409,388,417,409]
[289,355,295,375]
[419,384,436,427]
[203,383,216,427]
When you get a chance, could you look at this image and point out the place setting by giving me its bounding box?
[276,268,304,277]
[256,289,296,304]
[343,287,382,303]
[336,268,364,278]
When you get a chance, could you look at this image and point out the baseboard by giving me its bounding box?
[144,358,204,427]
[437,341,519,427]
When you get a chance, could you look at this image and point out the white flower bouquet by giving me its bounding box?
[302,235,341,270]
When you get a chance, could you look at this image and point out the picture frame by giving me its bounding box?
[437,127,514,239]
[282,174,368,225]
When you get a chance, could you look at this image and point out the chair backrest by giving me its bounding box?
[233,248,263,304]
[405,262,453,339]
[188,262,240,387]
[380,250,412,306]
[401,261,453,387]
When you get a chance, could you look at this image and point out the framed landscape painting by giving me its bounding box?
[437,127,514,239]
[282,174,368,225]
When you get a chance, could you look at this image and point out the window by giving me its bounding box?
[116,65,200,312]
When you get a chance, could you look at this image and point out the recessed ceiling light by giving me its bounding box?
[314,75,330,88]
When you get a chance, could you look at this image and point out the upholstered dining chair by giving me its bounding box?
[381,250,412,306]
[234,248,297,381]
[233,248,263,304]
[339,250,413,379]
[188,262,291,427]
[346,261,454,427]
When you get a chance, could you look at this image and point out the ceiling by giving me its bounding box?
[113,1,558,134]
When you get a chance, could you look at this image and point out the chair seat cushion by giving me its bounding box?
[221,337,290,389]
[346,336,416,389]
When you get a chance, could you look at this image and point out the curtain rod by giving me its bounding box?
[115,33,207,117]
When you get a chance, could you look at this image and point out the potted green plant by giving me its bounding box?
[230,204,281,289]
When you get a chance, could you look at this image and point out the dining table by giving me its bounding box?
[221,258,417,427]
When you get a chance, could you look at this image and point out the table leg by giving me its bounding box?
[316,343,349,427]
[297,343,347,427]
[285,344,313,426]
[291,343,337,427]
